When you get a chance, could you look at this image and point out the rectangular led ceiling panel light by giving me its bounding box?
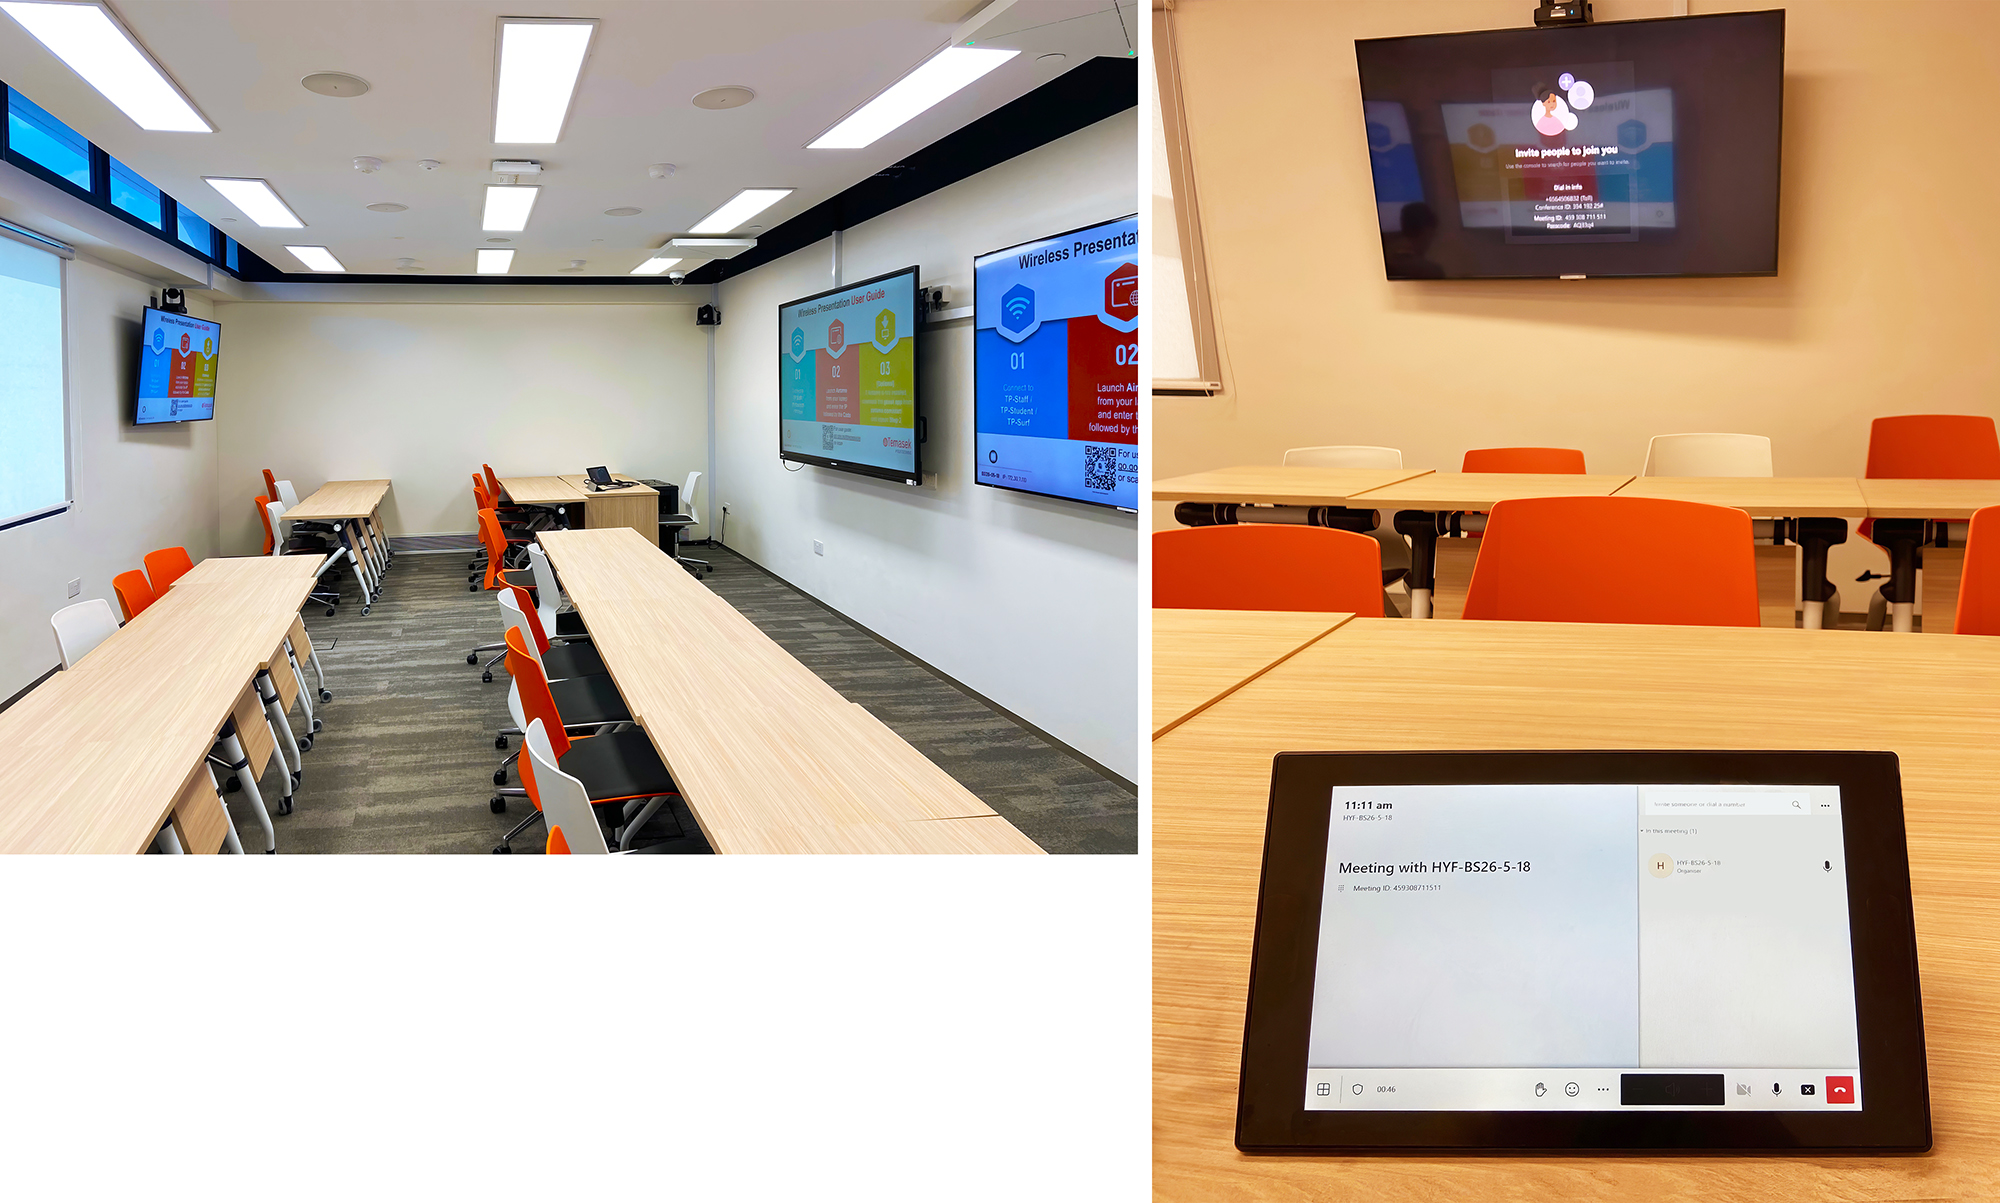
[668,237,757,251]
[688,189,791,235]
[203,177,304,228]
[0,1,211,132]
[476,248,515,274]
[807,46,1015,150]
[630,256,681,276]
[492,17,596,143]
[482,185,539,231]
[284,245,345,272]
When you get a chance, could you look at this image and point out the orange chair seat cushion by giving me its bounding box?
[1154,525,1383,615]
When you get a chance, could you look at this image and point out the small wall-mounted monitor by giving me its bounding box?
[778,265,921,485]
[974,214,1139,512]
[135,308,221,424]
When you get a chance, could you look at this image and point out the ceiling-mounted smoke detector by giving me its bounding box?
[647,163,676,179]
[353,156,383,173]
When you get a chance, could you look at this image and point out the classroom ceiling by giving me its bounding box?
[0,0,1136,279]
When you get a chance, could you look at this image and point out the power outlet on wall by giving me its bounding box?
[67,578,81,598]
[813,539,825,557]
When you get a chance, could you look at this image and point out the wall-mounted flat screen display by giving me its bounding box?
[778,266,920,485]
[974,214,1138,512]
[135,307,220,424]
[1355,10,1783,279]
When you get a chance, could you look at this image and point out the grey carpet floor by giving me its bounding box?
[250,544,1136,854]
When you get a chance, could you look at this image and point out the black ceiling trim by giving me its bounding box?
[689,55,1137,286]
[230,55,1136,288]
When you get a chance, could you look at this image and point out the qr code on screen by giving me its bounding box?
[1084,446,1117,492]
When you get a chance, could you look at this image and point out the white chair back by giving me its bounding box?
[1283,445,1403,470]
[1642,433,1774,478]
[525,719,608,854]
[264,500,290,553]
[680,471,702,525]
[276,479,303,508]
[497,588,546,670]
[51,599,120,669]
[526,544,564,630]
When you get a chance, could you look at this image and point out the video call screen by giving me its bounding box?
[1355,11,1783,278]
[1303,782,1863,1112]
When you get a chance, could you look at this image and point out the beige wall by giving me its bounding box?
[212,299,708,555]
[1157,0,2000,609]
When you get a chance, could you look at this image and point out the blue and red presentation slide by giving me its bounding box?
[779,267,918,478]
[136,309,220,424]
[974,215,1138,511]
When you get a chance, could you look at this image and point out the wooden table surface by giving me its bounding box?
[0,558,315,853]
[1612,475,1871,517]
[1153,466,1434,506]
[500,475,589,506]
[557,472,658,498]
[174,554,325,588]
[537,528,1042,854]
[1152,609,1352,739]
[282,479,391,521]
[1154,617,2000,1200]
[1857,478,2000,521]
[1347,472,1636,510]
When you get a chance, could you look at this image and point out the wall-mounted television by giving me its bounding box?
[778,265,921,485]
[1356,10,1783,280]
[134,307,221,424]
[973,214,1138,512]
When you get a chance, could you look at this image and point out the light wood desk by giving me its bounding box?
[284,479,392,609]
[499,473,659,547]
[1153,466,1435,507]
[1856,480,2000,634]
[0,558,317,853]
[536,528,1041,853]
[1155,617,2000,1200]
[498,475,589,507]
[1152,609,1353,739]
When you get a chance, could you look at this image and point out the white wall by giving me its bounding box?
[0,256,218,699]
[211,298,710,554]
[713,109,1139,780]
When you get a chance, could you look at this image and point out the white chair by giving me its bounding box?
[51,599,120,668]
[1282,445,1403,470]
[1283,445,1411,613]
[526,544,590,641]
[661,470,708,577]
[523,719,703,854]
[1641,433,1774,478]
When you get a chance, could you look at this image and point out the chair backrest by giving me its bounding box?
[1463,495,1760,627]
[526,545,563,629]
[473,474,491,509]
[1955,505,2000,636]
[483,464,504,503]
[51,599,120,668]
[1461,447,1588,474]
[1282,445,1403,470]
[111,570,156,622]
[477,509,509,588]
[499,585,549,659]
[547,826,572,854]
[1865,415,2000,480]
[1153,526,1384,615]
[504,627,571,757]
[143,547,194,592]
[524,719,608,854]
[681,470,702,523]
[255,494,276,555]
[265,500,292,555]
[1642,433,1774,478]
[262,469,279,502]
[276,479,302,508]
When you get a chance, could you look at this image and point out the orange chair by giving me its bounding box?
[1154,526,1384,615]
[1462,495,1760,627]
[1861,415,2000,630]
[111,570,156,622]
[1461,447,1588,474]
[1955,506,2000,636]
[475,509,538,594]
[143,547,194,593]
[546,826,571,855]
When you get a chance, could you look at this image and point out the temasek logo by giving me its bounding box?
[881,436,912,450]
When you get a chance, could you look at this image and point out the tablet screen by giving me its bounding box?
[1305,783,1862,1114]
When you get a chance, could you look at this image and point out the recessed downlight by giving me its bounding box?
[692,85,754,110]
[302,71,370,97]
[604,206,642,217]
[366,202,408,213]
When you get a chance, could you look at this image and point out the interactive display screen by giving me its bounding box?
[778,266,920,485]
[1305,782,1861,1113]
[1355,10,1783,278]
[974,215,1138,511]
[135,308,220,424]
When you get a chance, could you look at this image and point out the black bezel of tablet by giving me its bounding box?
[1236,750,1930,1154]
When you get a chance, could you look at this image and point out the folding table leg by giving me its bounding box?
[1394,510,1445,620]
[257,670,303,816]
[1872,519,1925,634]
[342,521,377,615]
[213,723,275,852]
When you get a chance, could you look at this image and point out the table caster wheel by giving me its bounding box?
[291,770,303,787]
[493,844,512,854]
[493,767,508,786]
[320,689,333,702]
[495,735,509,750]
[325,608,337,617]
[467,653,479,665]
[362,605,371,615]
[223,778,241,794]
[298,736,313,753]
[490,796,507,814]
[468,583,477,592]
[277,797,294,816]
[311,719,323,734]
[481,671,493,683]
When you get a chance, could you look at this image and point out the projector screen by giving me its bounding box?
[135,308,221,424]
[974,214,1139,511]
[778,265,920,485]
[0,236,68,528]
